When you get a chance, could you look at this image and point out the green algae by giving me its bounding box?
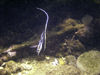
[56,18,84,35]
[5,60,21,73]
[0,55,79,75]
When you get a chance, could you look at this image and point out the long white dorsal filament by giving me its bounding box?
[37,8,49,33]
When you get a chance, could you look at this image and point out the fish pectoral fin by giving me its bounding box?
[30,45,37,48]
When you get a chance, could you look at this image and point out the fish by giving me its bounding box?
[31,8,49,55]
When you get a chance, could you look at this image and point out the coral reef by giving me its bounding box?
[77,50,100,75]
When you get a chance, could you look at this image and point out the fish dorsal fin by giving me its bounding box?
[81,15,93,25]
